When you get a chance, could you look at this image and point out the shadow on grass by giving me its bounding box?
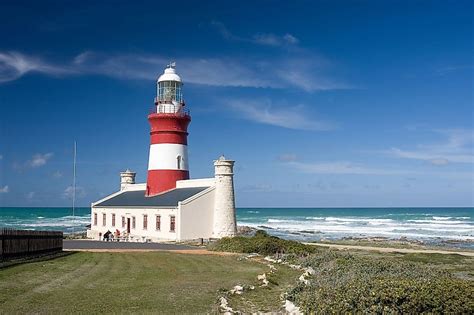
[0,251,77,270]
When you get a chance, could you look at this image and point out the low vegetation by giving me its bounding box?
[210,231,474,313]
[288,251,474,313]
[208,230,318,255]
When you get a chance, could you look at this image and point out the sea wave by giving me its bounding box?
[242,214,474,242]
[0,214,91,232]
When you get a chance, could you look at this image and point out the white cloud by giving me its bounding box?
[240,184,274,193]
[52,171,63,178]
[278,153,298,162]
[63,186,85,199]
[225,98,336,131]
[211,21,299,47]
[285,161,417,175]
[252,33,299,46]
[436,64,474,76]
[28,153,53,168]
[0,185,9,193]
[0,52,73,83]
[430,158,449,166]
[0,50,349,92]
[387,129,474,165]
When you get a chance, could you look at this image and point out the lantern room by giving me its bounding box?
[155,62,183,114]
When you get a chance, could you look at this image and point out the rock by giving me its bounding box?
[264,256,277,263]
[298,274,310,285]
[257,273,266,281]
[268,264,277,273]
[219,296,234,314]
[284,300,302,314]
[237,225,256,236]
[246,253,260,258]
[230,285,244,295]
[305,267,315,275]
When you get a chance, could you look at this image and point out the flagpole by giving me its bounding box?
[72,141,77,235]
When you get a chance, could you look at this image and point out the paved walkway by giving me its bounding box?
[304,242,474,257]
[63,240,200,251]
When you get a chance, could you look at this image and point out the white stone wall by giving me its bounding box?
[178,187,215,240]
[212,159,237,238]
[89,207,179,241]
[176,178,215,188]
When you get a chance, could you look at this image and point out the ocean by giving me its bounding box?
[0,207,473,248]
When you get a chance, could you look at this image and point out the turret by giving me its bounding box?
[120,169,136,190]
[213,155,237,238]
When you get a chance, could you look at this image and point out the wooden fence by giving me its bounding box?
[0,229,63,261]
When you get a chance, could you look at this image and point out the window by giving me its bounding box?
[143,215,148,230]
[102,213,106,226]
[170,215,176,232]
[112,213,116,227]
[121,216,125,228]
[156,215,161,230]
[177,155,182,170]
[93,213,97,226]
[132,216,136,229]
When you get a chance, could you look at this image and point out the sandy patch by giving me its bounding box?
[304,242,474,257]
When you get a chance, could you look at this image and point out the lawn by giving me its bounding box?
[0,251,270,314]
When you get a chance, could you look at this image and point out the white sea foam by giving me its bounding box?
[243,214,474,241]
[0,214,91,231]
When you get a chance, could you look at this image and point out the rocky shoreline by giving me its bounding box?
[238,225,474,250]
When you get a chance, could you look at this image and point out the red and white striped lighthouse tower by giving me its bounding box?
[146,63,191,196]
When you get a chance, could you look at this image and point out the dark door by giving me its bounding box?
[127,218,131,233]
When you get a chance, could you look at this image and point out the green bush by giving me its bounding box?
[287,252,474,313]
[208,230,317,256]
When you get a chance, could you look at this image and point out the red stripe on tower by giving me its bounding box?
[146,63,191,197]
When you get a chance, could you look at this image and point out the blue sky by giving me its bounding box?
[0,0,472,207]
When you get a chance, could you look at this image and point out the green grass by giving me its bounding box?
[0,251,267,314]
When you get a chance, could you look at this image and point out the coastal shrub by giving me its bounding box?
[286,252,474,313]
[208,230,317,256]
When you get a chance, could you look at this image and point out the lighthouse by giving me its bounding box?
[88,62,237,242]
[146,63,191,196]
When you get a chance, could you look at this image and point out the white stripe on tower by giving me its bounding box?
[148,143,189,171]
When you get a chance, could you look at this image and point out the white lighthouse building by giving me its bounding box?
[87,64,237,242]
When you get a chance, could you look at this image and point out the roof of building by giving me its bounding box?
[94,186,209,208]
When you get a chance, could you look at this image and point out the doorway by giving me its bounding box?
[127,218,131,233]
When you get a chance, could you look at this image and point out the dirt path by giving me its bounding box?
[304,242,474,257]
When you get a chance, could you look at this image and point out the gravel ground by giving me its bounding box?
[63,239,200,251]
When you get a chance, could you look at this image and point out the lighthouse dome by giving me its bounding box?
[158,66,182,83]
